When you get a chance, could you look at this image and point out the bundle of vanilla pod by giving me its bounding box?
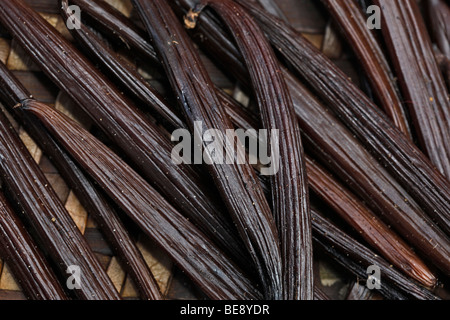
[0,0,448,300]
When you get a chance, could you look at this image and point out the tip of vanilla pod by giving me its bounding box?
[184,9,200,29]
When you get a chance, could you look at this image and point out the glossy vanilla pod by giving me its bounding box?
[21,99,261,300]
[0,104,119,300]
[0,61,161,300]
[132,0,282,300]
[373,0,450,179]
[0,191,68,300]
[78,0,449,284]
[321,0,412,138]
[171,0,450,276]
[187,0,313,300]
[221,85,437,288]
[311,209,440,300]
[229,0,450,237]
[0,0,251,272]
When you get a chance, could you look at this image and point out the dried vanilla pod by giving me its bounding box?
[312,209,440,300]
[321,0,412,138]
[0,0,251,271]
[187,0,313,300]
[61,0,185,130]
[229,0,450,238]
[132,0,282,300]
[374,0,450,179]
[219,75,437,288]
[0,190,68,300]
[0,59,162,300]
[21,99,261,300]
[172,0,450,277]
[0,99,120,300]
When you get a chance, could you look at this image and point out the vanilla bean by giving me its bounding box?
[373,0,450,178]
[68,0,159,62]
[0,190,68,300]
[33,127,163,300]
[132,0,282,300]
[0,58,161,300]
[0,104,119,300]
[321,0,412,138]
[228,0,450,236]
[345,282,374,301]
[22,100,261,300]
[313,287,330,301]
[77,4,433,292]
[61,0,184,130]
[311,209,440,300]
[427,0,450,59]
[0,0,251,270]
[427,0,450,90]
[306,158,435,287]
[68,0,253,133]
[220,77,436,288]
[313,236,407,300]
[192,0,312,300]
[171,0,450,277]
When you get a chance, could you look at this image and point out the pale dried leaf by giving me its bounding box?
[86,216,98,229]
[322,21,343,60]
[137,239,173,295]
[65,191,88,234]
[38,13,58,28]
[19,127,43,164]
[0,38,10,64]
[0,264,20,291]
[6,40,40,71]
[120,275,139,298]
[54,15,74,41]
[104,0,133,18]
[302,33,324,50]
[106,256,126,293]
[44,173,70,204]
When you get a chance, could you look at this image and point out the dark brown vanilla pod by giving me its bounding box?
[224,0,450,238]
[174,0,450,276]
[68,0,159,62]
[311,209,441,301]
[313,237,407,300]
[321,0,412,139]
[191,0,312,300]
[220,80,437,288]
[435,51,450,90]
[0,60,161,300]
[31,127,163,300]
[67,0,258,132]
[0,109,120,300]
[22,100,262,300]
[0,191,68,300]
[171,2,450,276]
[306,158,436,287]
[427,0,450,60]
[132,0,282,300]
[0,0,251,271]
[427,0,450,90]
[345,282,374,301]
[374,0,450,178]
[313,287,330,301]
[61,0,185,130]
